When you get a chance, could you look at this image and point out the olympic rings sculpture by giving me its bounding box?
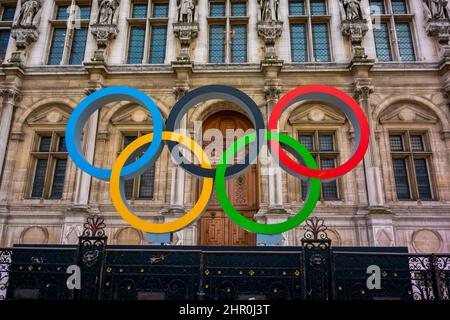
[66,84,370,235]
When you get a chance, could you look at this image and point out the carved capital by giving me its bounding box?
[173,86,189,100]
[0,88,22,104]
[354,80,374,101]
[264,84,281,102]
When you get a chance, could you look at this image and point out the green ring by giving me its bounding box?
[215,131,321,235]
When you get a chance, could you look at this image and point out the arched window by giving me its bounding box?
[24,105,72,200]
[30,132,68,199]
[286,103,347,201]
[379,102,440,201]
[388,131,433,200]
[110,106,158,201]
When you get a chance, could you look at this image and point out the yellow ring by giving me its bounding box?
[110,131,213,233]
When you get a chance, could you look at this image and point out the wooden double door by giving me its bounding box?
[198,111,258,246]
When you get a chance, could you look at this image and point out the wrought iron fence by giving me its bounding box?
[0,216,449,300]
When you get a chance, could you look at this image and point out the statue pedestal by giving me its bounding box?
[9,25,39,63]
[173,22,199,61]
[257,21,283,61]
[90,23,119,62]
[340,20,368,60]
[425,19,450,58]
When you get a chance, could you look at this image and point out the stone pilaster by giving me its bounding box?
[168,86,188,213]
[168,63,194,214]
[260,61,286,216]
[0,88,22,182]
[353,78,385,209]
[66,65,105,239]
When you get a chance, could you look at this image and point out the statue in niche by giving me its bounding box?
[177,0,195,23]
[13,0,42,27]
[259,0,280,22]
[96,0,120,25]
[339,0,363,22]
[423,0,450,19]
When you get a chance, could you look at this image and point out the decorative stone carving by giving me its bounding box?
[8,0,42,63]
[0,88,22,105]
[339,0,368,60]
[424,0,450,58]
[423,0,450,19]
[264,84,281,101]
[90,0,120,62]
[423,1,450,57]
[173,22,199,61]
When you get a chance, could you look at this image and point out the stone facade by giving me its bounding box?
[0,0,449,252]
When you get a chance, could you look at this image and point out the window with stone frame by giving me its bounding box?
[298,130,340,200]
[208,0,248,63]
[288,0,331,62]
[47,2,91,65]
[126,1,169,64]
[370,0,416,62]
[30,132,68,199]
[389,131,434,200]
[0,2,16,63]
[120,132,156,200]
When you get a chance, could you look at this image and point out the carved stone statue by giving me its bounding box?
[423,0,450,19]
[13,0,42,27]
[177,0,195,23]
[259,0,279,22]
[339,0,363,22]
[96,0,120,25]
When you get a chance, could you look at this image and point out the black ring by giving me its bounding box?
[165,85,265,178]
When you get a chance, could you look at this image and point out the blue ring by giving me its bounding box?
[66,86,163,180]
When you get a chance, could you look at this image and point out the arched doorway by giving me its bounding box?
[198,111,258,246]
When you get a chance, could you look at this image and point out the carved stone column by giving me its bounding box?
[169,86,188,213]
[261,61,286,216]
[0,88,22,182]
[354,80,385,208]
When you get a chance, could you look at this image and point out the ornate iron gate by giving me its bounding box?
[1,215,449,300]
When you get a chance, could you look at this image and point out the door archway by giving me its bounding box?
[197,110,258,246]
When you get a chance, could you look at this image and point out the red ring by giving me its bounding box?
[268,84,370,180]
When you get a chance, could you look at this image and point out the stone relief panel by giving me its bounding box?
[20,226,48,244]
[412,229,442,253]
[115,227,143,245]
[374,227,395,247]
